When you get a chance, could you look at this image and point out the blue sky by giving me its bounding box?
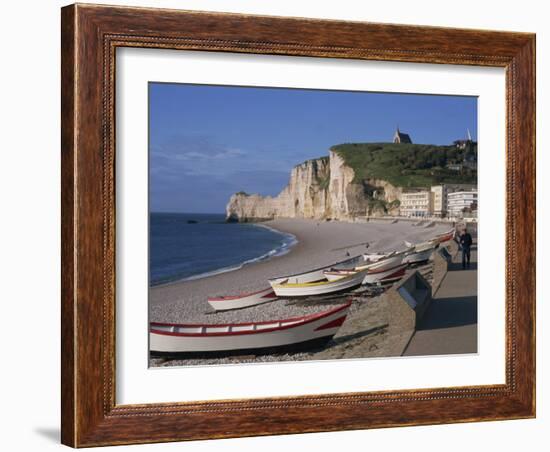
[149,83,477,213]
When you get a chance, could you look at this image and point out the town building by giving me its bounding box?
[393,126,412,144]
[447,189,478,218]
[431,184,477,217]
[399,190,433,217]
[431,185,447,217]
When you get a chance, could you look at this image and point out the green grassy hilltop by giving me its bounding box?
[332,142,477,188]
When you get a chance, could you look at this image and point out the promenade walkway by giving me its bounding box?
[403,240,478,356]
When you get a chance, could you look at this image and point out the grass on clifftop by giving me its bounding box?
[332,142,477,188]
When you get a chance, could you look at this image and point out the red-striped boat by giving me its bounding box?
[433,228,456,244]
[363,263,408,285]
[323,262,408,286]
[150,302,351,356]
[207,287,277,311]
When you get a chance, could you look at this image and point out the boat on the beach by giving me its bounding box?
[362,250,396,262]
[355,252,406,272]
[207,287,277,311]
[402,239,438,264]
[268,254,367,286]
[403,245,437,264]
[325,261,408,285]
[323,250,406,280]
[270,267,369,297]
[267,246,401,289]
[363,262,408,285]
[433,228,455,244]
[322,268,358,281]
[150,302,352,355]
[404,239,436,251]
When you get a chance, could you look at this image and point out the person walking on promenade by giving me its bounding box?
[459,228,473,269]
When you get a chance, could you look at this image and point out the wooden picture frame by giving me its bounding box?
[61,3,535,447]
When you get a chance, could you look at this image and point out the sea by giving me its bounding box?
[149,213,297,286]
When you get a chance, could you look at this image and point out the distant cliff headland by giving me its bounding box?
[226,142,477,222]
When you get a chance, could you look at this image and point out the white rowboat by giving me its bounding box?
[323,269,358,282]
[362,251,396,262]
[404,239,437,252]
[269,254,367,286]
[362,263,408,285]
[324,253,405,281]
[403,246,436,264]
[433,229,455,244]
[355,253,405,272]
[268,250,396,289]
[150,302,352,355]
[271,268,369,297]
[207,287,277,311]
[402,238,439,264]
[324,261,408,285]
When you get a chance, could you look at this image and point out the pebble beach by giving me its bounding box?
[149,218,450,331]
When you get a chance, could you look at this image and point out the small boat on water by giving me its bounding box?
[271,267,369,297]
[207,287,277,311]
[150,302,352,355]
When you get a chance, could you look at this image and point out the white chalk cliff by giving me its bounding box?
[226,150,401,222]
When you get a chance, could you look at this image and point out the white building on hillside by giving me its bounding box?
[399,191,434,217]
[447,190,478,218]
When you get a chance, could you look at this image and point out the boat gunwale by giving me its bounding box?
[150,301,352,332]
[329,259,407,275]
[272,267,369,288]
[267,254,364,282]
[362,263,408,284]
[151,313,349,338]
[207,287,276,302]
[435,228,455,238]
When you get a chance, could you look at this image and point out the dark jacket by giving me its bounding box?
[459,232,473,249]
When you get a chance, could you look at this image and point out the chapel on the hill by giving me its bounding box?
[393,126,412,144]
